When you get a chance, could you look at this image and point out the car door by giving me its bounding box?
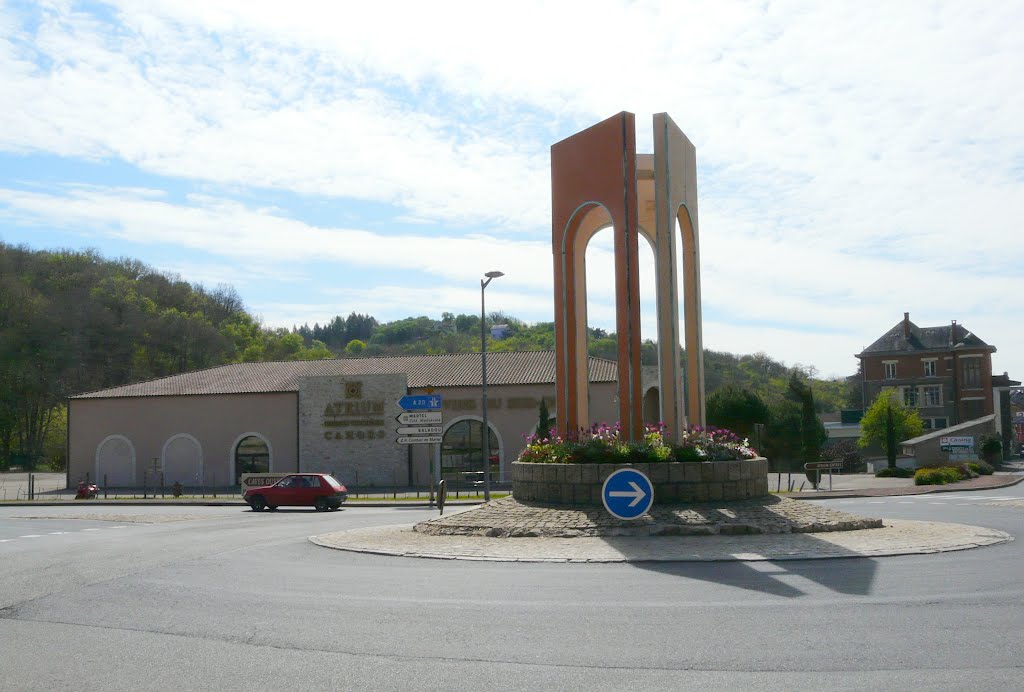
[295,475,321,506]
[268,475,299,506]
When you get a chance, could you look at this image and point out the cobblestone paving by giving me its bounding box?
[310,520,1012,562]
[413,495,883,538]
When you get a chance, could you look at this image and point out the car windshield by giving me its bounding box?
[324,475,344,489]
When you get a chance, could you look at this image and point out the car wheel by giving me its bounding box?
[314,497,329,512]
[250,495,267,512]
[267,505,278,511]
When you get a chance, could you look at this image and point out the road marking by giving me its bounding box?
[48,531,69,535]
[19,535,43,538]
[82,528,101,531]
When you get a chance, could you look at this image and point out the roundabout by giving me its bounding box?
[310,495,1012,562]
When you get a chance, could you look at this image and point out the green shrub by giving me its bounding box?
[914,466,968,485]
[969,460,995,475]
[875,466,914,478]
[518,423,759,464]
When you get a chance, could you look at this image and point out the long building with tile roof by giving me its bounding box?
[67,351,622,492]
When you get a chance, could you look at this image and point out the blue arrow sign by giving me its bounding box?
[397,394,443,411]
[601,468,654,520]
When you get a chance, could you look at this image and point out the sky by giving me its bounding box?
[1,0,1022,381]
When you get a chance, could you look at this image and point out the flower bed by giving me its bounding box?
[512,459,769,505]
[513,423,767,506]
[517,423,759,465]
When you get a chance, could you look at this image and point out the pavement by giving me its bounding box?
[309,469,1022,563]
[5,468,1021,564]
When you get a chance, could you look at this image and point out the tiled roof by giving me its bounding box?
[72,351,618,399]
[858,319,994,356]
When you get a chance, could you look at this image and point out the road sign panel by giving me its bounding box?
[804,461,843,471]
[396,411,443,425]
[396,426,442,436]
[397,435,443,444]
[397,394,443,411]
[601,468,654,520]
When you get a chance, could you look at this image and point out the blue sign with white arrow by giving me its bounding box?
[601,468,654,520]
[397,394,443,411]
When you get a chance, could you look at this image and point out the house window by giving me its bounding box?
[922,360,936,377]
[932,417,947,429]
[902,386,917,407]
[921,385,942,407]
[962,359,981,388]
[884,362,897,379]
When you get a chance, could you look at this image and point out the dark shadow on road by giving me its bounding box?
[628,550,879,598]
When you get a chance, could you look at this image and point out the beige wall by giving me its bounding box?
[68,393,298,488]
[68,381,620,489]
[407,381,619,485]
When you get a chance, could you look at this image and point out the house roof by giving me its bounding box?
[900,414,996,447]
[857,317,995,357]
[71,351,618,399]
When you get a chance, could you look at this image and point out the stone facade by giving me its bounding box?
[298,374,408,486]
[512,458,769,505]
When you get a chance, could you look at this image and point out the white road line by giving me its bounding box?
[48,531,69,535]
[82,528,101,531]
[19,535,43,538]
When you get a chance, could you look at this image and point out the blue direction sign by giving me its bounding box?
[601,468,654,520]
[397,394,443,411]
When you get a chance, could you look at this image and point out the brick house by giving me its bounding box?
[856,313,997,430]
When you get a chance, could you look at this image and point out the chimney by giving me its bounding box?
[950,320,957,346]
[903,312,910,339]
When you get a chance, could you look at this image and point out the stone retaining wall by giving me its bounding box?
[512,458,768,505]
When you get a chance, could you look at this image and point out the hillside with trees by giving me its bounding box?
[0,243,859,471]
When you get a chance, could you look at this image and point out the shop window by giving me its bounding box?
[235,436,269,484]
[441,420,498,487]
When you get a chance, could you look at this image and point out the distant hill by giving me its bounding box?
[0,242,857,470]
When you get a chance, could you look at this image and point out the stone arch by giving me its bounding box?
[642,385,661,426]
[230,432,274,485]
[440,415,505,484]
[552,111,705,444]
[161,433,203,486]
[95,434,135,487]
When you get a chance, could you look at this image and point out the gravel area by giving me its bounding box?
[413,495,883,538]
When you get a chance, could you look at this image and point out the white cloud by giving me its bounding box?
[1,1,1022,381]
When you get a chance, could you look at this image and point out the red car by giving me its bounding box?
[244,473,348,512]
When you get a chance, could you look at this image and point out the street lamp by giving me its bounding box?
[480,270,503,502]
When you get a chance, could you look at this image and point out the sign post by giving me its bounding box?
[601,468,654,520]
[803,460,843,491]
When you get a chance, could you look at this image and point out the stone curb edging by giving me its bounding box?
[309,520,1013,562]
[788,473,1024,499]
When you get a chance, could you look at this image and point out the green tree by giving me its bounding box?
[705,386,769,442]
[344,339,367,356]
[859,390,924,468]
[535,398,553,440]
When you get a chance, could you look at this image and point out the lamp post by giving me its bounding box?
[480,270,503,502]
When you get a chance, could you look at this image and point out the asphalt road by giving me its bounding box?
[1,486,1022,691]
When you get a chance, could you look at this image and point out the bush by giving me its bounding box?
[517,422,759,464]
[914,466,969,485]
[969,460,995,475]
[875,466,914,478]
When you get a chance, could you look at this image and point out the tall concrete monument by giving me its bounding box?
[551,112,705,443]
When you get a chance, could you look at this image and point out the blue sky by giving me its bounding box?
[1,0,1022,380]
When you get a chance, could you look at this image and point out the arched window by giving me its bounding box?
[234,436,269,484]
[441,419,498,486]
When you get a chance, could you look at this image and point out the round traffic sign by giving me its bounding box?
[601,468,654,520]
